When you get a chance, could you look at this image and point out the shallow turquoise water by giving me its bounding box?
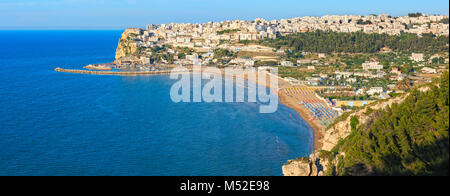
[0,30,313,176]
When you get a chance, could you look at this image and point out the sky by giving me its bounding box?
[0,0,449,30]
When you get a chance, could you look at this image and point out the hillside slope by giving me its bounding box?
[333,72,448,176]
[284,72,449,176]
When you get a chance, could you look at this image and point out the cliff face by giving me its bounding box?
[282,152,333,176]
[282,158,312,176]
[115,28,142,62]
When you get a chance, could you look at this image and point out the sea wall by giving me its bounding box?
[54,68,176,76]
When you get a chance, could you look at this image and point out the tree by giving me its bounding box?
[213,48,236,59]
[432,57,445,64]
[408,12,423,17]
[334,72,449,176]
[357,19,373,25]
[350,116,359,131]
[259,30,448,54]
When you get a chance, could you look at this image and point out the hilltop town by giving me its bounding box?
[52,13,448,137]
[51,13,450,176]
[115,13,449,64]
[108,13,449,128]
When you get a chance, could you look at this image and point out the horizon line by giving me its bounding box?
[0,29,125,31]
[1,12,448,30]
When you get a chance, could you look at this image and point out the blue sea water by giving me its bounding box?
[0,30,313,176]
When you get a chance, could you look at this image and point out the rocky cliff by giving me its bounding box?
[115,28,142,62]
[282,151,336,176]
[282,158,312,176]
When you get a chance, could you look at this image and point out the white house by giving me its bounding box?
[346,78,357,83]
[186,53,199,61]
[421,67,437,74]
[356,88,366,95]
[186,53,200,65]
[281,61,294,67]
[297,59,312,65]
[230,58,255,66]
[140,57,151,65]
[362,61,383,70]
[284,77,301,85]
[410,53,425,62]
[367,87,383,95]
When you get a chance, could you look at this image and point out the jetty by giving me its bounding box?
[54,67,184,76]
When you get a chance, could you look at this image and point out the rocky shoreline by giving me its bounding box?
[83,64,112,71]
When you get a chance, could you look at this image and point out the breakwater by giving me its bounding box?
[54,67,181,76]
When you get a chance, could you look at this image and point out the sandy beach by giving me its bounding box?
[277,89,324,150]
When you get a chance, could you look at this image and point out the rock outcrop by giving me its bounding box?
[282,158,312,176]
[115,28,142,61]
[83,64,112,71]
[282,152,331,176]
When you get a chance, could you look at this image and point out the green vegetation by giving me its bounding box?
[364,107,374,115]
[176,47,195,59]
[277,66,314,79]
[350,116,359,131]
[213,48,237,59]
[144,45,177,64]
[341,105,362,111]
[238,40,253,45]
[389,92,404,98]
[149,45,167,53]
[217,29,240,35]
[254,61,279,67]
[440,18,449,24]
[213,48,237,65]
[327,111,353,130]
[357,19,373,25]
[334,72,449,176]
[256,30,448,54]
[396,78,414,91]
[322,95,373,101]
[218,39,232,45]
[408,12,423,17]
[432,57,446,64]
